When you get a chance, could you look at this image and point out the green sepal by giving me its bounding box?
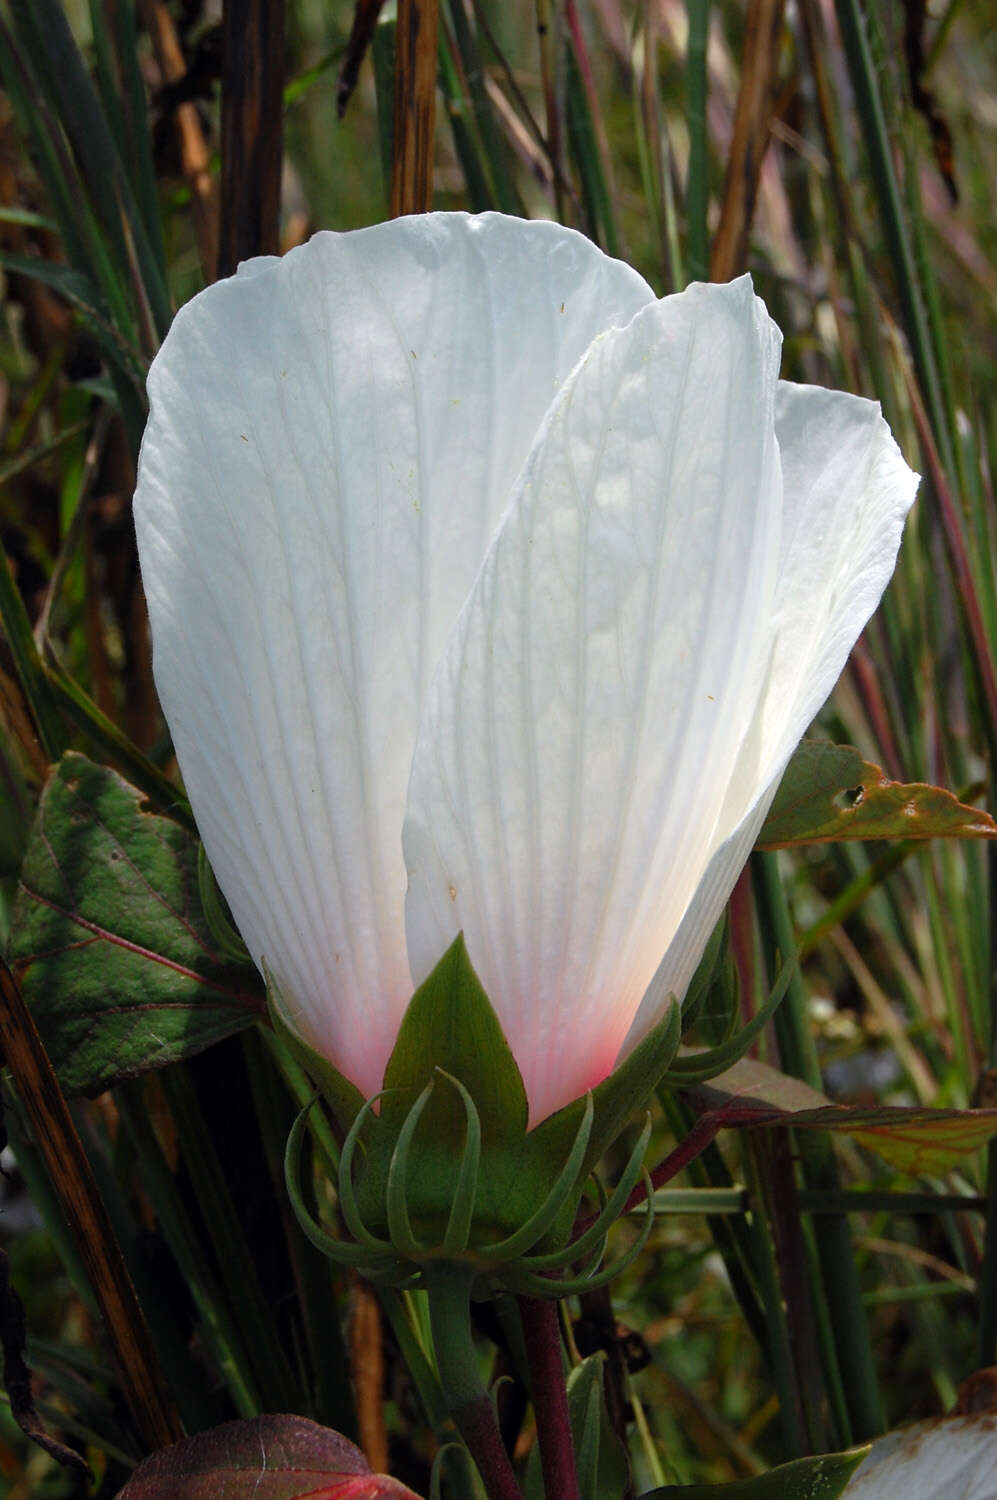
[361,936,680,1249]
[639,1446,868,1499]
[678,914,730,1038]
[272,934,682,1268]
[356,935,564,1247]
[272,935,542,1249]
[680,914,741,1050]
[283,1095,395,1270]
[381,933,529,1141]
[662,955,797,1087]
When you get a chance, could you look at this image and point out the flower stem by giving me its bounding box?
[517,1296,580,1500]
[423,1264,522,1500]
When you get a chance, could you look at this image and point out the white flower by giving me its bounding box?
[134,212,917,1125]
[843,1414,997,1498]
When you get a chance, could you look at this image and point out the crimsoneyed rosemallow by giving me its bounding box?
[134,212,918,1126]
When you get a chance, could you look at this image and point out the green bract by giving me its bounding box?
[277,935,679,1291]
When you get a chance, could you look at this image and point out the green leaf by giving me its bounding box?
[114,1414,422,1499]
[41,660,195,830]
[0,419,89,487]
[8,754,264,1095]
[442,0,523,216]
[757,741,997,848]
[640,1446,867,1498]
[686,1056,997,1175]
[569,1354,629,1500]
[0,204,58,231]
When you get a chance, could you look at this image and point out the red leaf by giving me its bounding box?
[114,1415,423,1500]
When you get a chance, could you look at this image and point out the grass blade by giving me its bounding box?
[10,0,169,342]
[0,548,65,765]
[832,0,953,477]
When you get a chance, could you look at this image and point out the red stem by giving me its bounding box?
[518,1297,580,1500]
[454,1395,524,1500]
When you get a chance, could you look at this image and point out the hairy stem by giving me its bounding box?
[424,1264,522,1500]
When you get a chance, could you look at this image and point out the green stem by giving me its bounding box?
[424,1263,522,1500]
[518,1297,579,1500]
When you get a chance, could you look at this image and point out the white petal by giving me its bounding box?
[843,1415,997,1498]
[621,383,918,1055]
[404,277,783,1123]
[744,382,919,796]
[621,796,775,1056]
[135,213,653,1097]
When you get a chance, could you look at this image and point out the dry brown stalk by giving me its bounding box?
[391,0,440,217]
[710,0,787,281]
[0,959,184,1453]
